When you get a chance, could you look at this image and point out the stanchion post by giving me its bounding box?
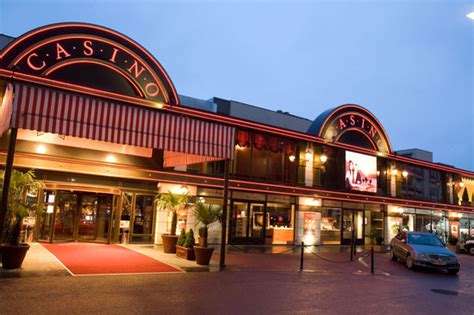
[350,242,353,261]
[371,246,374,275]
[300,242,304,271]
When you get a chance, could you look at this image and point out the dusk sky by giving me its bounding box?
[1,0,473,170]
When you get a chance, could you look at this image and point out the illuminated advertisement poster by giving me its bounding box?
[303,213,318,236]
[345,151,377,193]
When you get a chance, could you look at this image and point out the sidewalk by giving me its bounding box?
[0,243,68,278]
[1,243,383,278]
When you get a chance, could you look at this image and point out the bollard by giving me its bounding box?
[371,246,374,275]
[300,242,304,271]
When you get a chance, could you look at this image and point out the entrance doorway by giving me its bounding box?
[230,201,265,244]
[38,191,115,243]
[341,209,364,245]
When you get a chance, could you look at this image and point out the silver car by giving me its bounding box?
[390,231,460,275]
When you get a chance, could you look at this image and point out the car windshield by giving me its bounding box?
[407,234,444,247]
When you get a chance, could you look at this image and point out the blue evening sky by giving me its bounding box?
[1,0,473,171]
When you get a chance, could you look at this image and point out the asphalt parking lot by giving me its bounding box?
[0,247,473,314]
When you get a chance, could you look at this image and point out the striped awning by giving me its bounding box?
[1,83,235,163]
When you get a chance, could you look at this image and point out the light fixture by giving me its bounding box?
[391,169,398,176]
[376,171,380,176]
[467,12,474,20]
[402,170,408,178]
[105,155,117,163]
[179,185,189,194]
[304,150,312,161]
[459,182,465,188]
[199,197,205,203]
[320,154,328,163]
[36,144,47,154]
[288,155,296,162]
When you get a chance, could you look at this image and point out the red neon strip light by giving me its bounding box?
[10,73,170,109]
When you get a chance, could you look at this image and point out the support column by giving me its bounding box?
[0,128,18,243]
[219,159,230,270]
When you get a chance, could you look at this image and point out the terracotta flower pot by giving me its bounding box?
[193,246,214,265]
[161,234,179,253]
[176,245,196,260]
[1,244,30,269]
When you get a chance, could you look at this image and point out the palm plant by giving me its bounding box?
[155,191,189,236]
[1,169,43,245]
[192,202,222,247]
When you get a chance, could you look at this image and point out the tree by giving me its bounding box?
[155,191,189,236]
[1,169,43,245]
[192,202,222,247]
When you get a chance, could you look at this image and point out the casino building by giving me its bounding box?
[0,23,473,247]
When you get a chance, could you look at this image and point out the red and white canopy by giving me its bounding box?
[0,83,235,166]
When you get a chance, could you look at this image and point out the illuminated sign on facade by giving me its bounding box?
[0,23,179,106]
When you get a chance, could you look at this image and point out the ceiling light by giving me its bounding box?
[36,144,47,154]
[105,155,117,163]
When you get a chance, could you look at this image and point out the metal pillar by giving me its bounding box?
[219,159,230,270]
[0,128,18,243]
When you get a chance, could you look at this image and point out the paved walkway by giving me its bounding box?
[0,243,214,278]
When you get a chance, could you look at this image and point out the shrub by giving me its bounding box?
[184,229,195,249]
[177,228,186,247]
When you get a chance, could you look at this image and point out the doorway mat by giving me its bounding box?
[41,243,183,276]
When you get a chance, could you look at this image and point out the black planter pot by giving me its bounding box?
[1,244,30,269]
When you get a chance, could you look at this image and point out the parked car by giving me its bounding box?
[390,231,460,274]
[458,238,474,255]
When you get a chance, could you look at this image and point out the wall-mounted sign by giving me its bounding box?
[345,151,377,193]
[120,220,130,229]
[0,23,179,106]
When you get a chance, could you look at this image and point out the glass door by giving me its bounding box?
[53,191,78,241]
[130,194,155,243]
[77,193,113,242]
[230,201,265,244]
[341,209,364,245]
[38,191,56,241]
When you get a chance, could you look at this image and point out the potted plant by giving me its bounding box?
[192,202,222,265]
[156,191,189,253]
[176,229,196,260]
[1,169,43,269]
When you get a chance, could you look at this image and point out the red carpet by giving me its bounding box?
[42,243,181,275]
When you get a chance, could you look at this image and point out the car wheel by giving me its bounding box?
[448,268,459,275]
[469,247,474,256]
[406,255,414,270]
[390,249,397,261]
